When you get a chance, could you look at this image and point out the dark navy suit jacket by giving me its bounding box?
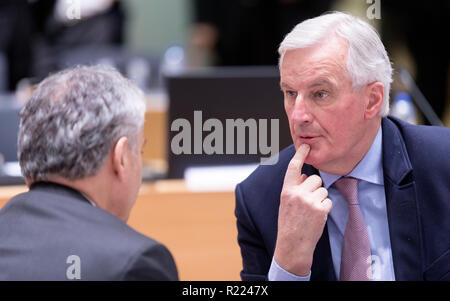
[235,117,450,281]
[0,182,178,280]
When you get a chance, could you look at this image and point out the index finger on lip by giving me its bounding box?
[283,144,310,187]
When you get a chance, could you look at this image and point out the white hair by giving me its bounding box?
[18,65,146,181]
[278,11,392,116]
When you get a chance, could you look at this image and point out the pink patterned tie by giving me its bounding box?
[334,177,372,281]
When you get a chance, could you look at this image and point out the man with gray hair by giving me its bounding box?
[235,12,450,281]
[0,65,178,280]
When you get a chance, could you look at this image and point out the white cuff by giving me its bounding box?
[268,257,311,281]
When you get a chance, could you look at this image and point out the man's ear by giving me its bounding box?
[111,136,129,181]
[364,82,384,120]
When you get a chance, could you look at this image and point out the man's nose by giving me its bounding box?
[291,95,313,124]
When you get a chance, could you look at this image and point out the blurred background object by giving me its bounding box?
[190,0,334,66]
[381,0,450,126]
[165,66,290,180]
[0,0,33,92]
[30,0,125,81]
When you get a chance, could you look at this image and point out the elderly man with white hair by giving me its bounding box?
[235,12,450,281]
[0,65,178,280]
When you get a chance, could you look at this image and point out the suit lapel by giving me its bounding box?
[382,118,423,280]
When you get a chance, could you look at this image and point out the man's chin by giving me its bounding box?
[303,157,316,167]
[303,152,324,169]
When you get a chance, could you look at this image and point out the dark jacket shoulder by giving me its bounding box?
[0,183,178,280]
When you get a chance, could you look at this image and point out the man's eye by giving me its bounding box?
[314,91,328,99]
[285,90,297,98]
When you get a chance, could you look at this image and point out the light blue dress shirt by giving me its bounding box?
[268,127,396,281]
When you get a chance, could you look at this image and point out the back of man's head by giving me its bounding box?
[18,65,146,183]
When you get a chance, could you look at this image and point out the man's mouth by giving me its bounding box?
[298,135,320,143]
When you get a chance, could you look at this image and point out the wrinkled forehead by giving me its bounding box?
[280,35,349,87]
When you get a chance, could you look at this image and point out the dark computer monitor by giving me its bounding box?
[165,66,292,179]
[0,95,21,162]
[0,94,25,185]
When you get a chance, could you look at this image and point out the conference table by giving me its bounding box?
[0,180,242,281]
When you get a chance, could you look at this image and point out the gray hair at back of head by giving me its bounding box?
[18,65,146,182]
[278,11,392,116]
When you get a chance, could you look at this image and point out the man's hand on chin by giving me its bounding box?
[274,144,332,276]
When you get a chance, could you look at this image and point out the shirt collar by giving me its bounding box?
[319,126,384,189]
[80,192,97,207]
